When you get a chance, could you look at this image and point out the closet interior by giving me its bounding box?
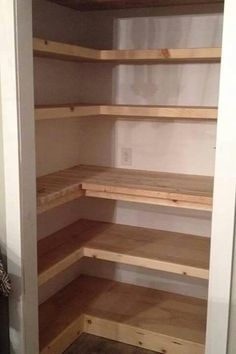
[33,0,224,353]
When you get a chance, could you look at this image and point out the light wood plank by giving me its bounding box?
[38,219,210,286]
[39,275,207,354]
[33,38,221,63]
[35,104,101,120]
[85,190,213,210]
[100,47,221,62]
[33,38,100,61]
[35,103,218,121]
[37,165,213,213]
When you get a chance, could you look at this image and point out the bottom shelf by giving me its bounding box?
[39,275,207,354]
[65,333,161,354]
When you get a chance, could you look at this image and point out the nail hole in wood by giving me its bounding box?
[44,40,48,45]
[138,341,143,346]
[70,106,75,112]
[173,341,182,345]
[87,319,92,324]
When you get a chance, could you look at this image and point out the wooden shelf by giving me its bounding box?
[35,103,218,121]
[47,0,224,11]
[38,219,210,286]
[37,165,213,214]
[33,38,221,63]
[39,275,207,354]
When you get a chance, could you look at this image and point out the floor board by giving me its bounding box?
[64,334,157,354]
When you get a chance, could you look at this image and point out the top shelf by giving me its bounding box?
[33,38,221,63]
[47,0,224,11]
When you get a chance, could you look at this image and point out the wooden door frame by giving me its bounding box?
[1,0,236,353]
[0,1,38,353]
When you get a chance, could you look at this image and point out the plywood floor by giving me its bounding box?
[64,334,157,354]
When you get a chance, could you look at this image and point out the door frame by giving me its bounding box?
[206,0,236,353]
[0,1,38,353]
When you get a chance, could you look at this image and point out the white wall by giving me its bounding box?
[34,0,223,301]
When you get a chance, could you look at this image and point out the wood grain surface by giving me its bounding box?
[38,219,210,286]
[39,275,207,354]
[37,165,213,213]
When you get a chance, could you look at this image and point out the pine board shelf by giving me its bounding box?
[35,103,218,121]
[38,219,210,286]
[33,38,221,63]
[47,0,224,11]
[37,165,213,214]
[39,275,207,354]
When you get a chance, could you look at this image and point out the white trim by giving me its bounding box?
[205,0,236,353]
[0,1,38,353]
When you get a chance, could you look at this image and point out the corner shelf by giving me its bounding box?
[33,38,221,63]
[39,275,207,354]
[37,165,213,214]
[38,219,210,286]
[35,103,218,121]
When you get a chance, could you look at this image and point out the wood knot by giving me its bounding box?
[161,49,170,58]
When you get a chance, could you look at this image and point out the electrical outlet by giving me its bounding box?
[121,147,132,166]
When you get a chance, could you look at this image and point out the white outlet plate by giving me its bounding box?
[121,147,132,166]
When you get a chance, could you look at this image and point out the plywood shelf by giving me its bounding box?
[33,38,221,63]
[35,103,218,121]
[47,0,224,12]
[39,275,207,354]
[38,219,210,286]
[37,165,213,214]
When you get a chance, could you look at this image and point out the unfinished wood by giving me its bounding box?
[33,38,100,61]
[47,0,224,11]
[37,165,213,213]
[64,333,157,354]
[100,47,221,63]
[33,38,221,63]
[85,189,212,210]
[39,275,206,354]
[37,189,85,215]
[35,104,101,120]
[35,103,218,121]
[38,219,210,286]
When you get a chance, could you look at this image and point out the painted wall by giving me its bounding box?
[33,0,223,302]
[0,66,10,354]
